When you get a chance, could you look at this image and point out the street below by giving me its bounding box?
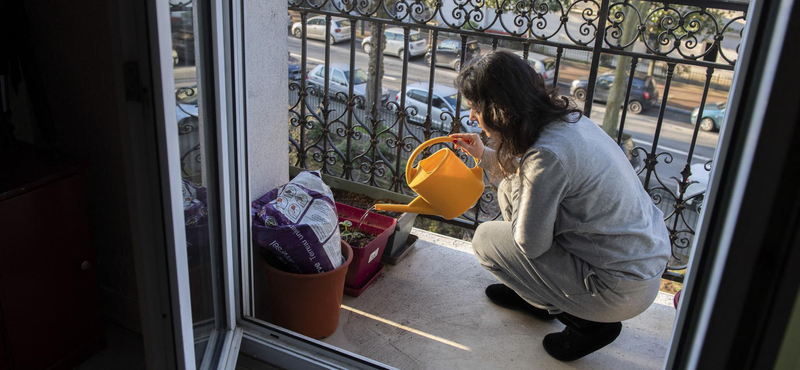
[288,35,721,190]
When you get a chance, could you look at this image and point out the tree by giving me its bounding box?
[479,0,572,13]
[641,5,727,74]
[366,22,385,111]
[601,0,650,138]
[365,0,394,111]
[602,2,727,139]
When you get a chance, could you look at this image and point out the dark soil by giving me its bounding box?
[341,231,373,248]
[332,188,403,248]
[331,188,402,219]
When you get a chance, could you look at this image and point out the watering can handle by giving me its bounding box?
[405,137,478,184]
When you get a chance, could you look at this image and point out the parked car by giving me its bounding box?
[362,28,428,60]
[287,12,293,32]
[171,10,195,66]
[291,16,351,44]
[288,53,301,81]
[306,63,389,102]
[397,82,481,134]
[425,38,480,72]
[570,73,659,114]
[690,102,726,132]
[512,51,556,86]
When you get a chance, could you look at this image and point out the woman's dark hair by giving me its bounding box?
[455,50,581,177]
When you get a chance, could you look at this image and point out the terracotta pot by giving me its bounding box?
[262,241,353,339]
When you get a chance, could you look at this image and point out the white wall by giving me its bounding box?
[245,0,289,200]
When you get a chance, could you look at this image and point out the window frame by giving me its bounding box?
[409,89,427,103]
[146,0,241,368]
[139,0,800,368]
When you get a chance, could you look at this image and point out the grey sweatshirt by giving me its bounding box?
[479,114,671,281]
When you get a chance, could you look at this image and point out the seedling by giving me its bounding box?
[339,220,364,243]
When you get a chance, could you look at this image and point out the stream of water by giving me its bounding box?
[356,205,376,232]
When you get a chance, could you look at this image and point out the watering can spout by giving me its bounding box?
[374,196,435,215]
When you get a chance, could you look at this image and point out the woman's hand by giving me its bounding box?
[450,133,485,160]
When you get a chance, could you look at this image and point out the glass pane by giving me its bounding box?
[431,95,446,109]
[169,0,225,366]
[415,90,429,102]
[344,69,369,85]
[445,93,469,111]
[332,70,346,85]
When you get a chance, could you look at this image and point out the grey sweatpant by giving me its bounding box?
[473,176,663,323]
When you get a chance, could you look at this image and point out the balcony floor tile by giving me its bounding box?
[323,228,676,370]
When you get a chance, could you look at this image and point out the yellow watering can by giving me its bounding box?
[375,137,484,220]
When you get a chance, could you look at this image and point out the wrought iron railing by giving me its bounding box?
[176,86,203,184]
[287,0,747,279]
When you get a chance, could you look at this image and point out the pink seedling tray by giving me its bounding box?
[336,203,396,292]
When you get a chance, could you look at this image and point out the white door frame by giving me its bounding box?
[143,0,240,368]
[133,0,800,368]
[146,0,197,367]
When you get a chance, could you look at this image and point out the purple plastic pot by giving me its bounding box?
[336,203,396,294]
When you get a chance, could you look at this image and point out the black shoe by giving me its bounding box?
[542,314,622,362]
[484,284,555,321]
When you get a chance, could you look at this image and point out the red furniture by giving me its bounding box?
[0,144,105,369]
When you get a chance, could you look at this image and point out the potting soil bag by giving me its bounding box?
[182,179,210,270]
[251,171,343,274]
[182,179,208,226]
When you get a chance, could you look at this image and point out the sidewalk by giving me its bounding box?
[549,59,729,113]
[483,43,730,113]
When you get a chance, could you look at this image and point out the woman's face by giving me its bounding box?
[467,101,490,137]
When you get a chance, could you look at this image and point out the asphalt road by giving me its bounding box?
[289,35,720,189]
